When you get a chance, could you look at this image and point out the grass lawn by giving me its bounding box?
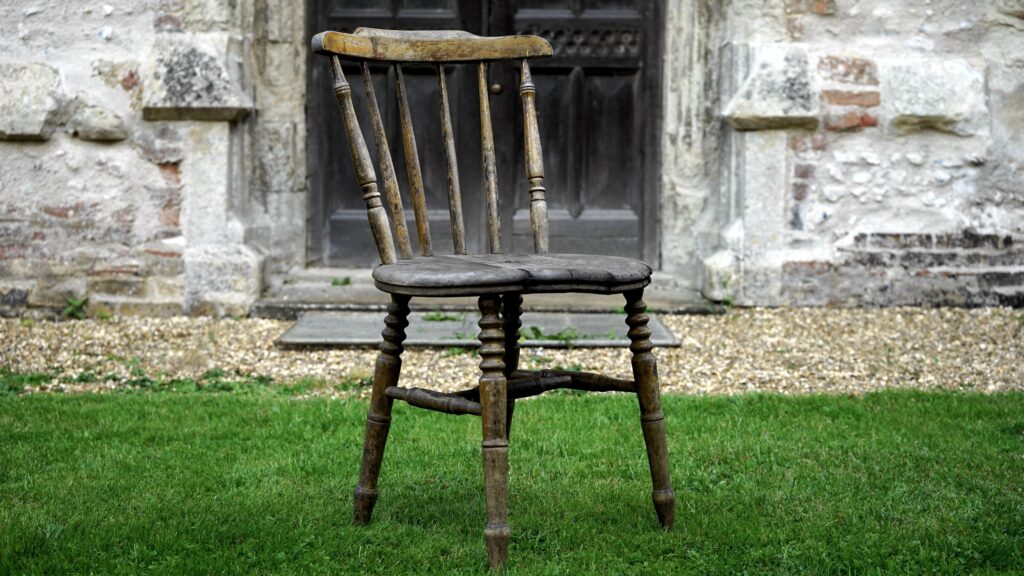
[1,391,1023,574]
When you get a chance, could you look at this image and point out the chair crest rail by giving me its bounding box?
[313,28,553,62]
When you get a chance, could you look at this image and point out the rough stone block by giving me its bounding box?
[0,280,35,316]
[256,122,296,194]
[702,250,739,302]
[996,0,1024,18]
[724,45,819,130]
[142,34,251,121]
[27,277,87,308]
[184,244,264,316]
[883,59,989,136]
[70,102,128,142]
[88,276,145,297]
[0,63,64,141]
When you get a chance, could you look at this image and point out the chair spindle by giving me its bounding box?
[519,60,549,254]
[478,62,502,254]
[361,62,414,260]
[394,64,432,257]
[331,56,398,264]
[437,64,467,255]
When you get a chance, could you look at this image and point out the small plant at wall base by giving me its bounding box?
[331,277,351,287]
[60,297,88,320]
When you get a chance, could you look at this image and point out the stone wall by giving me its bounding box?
[1,0,1021,316]
[669,0,1024,306]
[0,0,306,317]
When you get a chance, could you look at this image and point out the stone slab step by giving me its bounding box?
[276,311,679,349]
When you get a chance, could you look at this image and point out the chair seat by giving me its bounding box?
[372,253,652,296]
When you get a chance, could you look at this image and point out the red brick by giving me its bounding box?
[809,0,836,15]
[792,182,810,201]
[812,133,829,151]
[789,135,809,152]
[31,231,46,241]
[825,111,879,132]
[822,90,880,108]
[818,55,879,86]
[158,162,181,186]
[160,205,180,228]
[794,164,815,179]
[0,244,28,259]
[121,69,139,91]
[42,205,79,219]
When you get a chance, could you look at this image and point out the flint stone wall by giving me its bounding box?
[665,0,1024,307]
[0,0,304,317]
[1,0,1022,316]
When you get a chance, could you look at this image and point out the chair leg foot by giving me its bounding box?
[484,522,511,569]
[352,295,410,527]
[652,488,677,529]
[353,485,379,526]
[625,289,677,530]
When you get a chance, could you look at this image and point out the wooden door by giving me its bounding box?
[491,0,661,261]
[306,0,661,266]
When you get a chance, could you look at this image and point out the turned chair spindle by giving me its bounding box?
[314,27,675,570]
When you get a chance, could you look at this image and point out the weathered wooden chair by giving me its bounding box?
[312,28,675,570]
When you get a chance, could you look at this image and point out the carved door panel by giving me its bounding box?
[307,0,661,265]
[307,1,486,266]
[491,0,661,261]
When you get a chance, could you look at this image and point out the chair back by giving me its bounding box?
[312,28,554,264]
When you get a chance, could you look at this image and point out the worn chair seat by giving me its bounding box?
[373,253,652,296]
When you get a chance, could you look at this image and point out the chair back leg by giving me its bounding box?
[354,294,411,525]
[624,289,676,529]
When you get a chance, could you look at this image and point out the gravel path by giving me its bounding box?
[2,308,1021,396]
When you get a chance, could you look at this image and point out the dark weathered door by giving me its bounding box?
[307,0,661,266]
[492,0,661,261]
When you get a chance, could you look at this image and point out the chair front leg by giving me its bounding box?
[624,289,676,529]
[478,295,510,569]
[501,293,523,438]
[354,294,411,525]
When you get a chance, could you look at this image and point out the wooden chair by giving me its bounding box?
[312,28,675,570]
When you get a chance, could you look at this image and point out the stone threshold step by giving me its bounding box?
[276,311,680,349]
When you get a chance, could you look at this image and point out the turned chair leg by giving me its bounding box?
[478,295,510,569]
[501,293,523,438]
[353,294,411,525]
[624,289,676,529]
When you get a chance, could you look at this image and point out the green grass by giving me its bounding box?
[1,392,1022,574]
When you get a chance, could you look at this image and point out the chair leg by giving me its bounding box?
[353,294,411,525]
[624,289,676,529]
[478,295,510,569]
[501,293,523,438]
